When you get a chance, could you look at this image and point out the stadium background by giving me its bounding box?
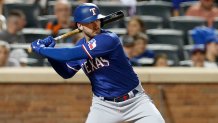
[0,0,218,123]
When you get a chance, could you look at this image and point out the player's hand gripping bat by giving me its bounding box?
[28,11,124,52]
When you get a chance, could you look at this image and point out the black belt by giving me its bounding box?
[103,89,139,102]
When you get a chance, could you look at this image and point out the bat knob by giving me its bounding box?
[28,47,32,53]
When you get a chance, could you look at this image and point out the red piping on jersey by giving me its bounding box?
[82,45,93,60]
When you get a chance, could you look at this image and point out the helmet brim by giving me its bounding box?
[76,14,105,24]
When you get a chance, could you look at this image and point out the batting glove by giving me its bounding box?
[39,36,56,47]
[31,39,46,54]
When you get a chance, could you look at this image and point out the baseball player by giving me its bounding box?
[31,3,165,123]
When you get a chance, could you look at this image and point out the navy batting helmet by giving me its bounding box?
[74,3,105,23]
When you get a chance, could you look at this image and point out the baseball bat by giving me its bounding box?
[28,11,124,53]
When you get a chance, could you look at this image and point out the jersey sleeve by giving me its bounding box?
[66,61,81,72]
[48,59,81,79]
[39,33,120,61]
[82,33,120,59]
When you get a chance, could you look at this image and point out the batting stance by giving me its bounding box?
[31,3,165,123]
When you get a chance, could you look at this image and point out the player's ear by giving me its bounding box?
[77,23,83,31]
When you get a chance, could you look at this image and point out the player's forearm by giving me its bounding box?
[39,46,88,61]
[48,58,77,79]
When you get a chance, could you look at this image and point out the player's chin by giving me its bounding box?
[92,29,101,35]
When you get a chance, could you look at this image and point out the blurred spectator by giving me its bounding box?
[5,0,47,15]
[135,0,150,1]
[153,54,169,67]
[0,40,19,67]
[0,0,2,14]
[191,26,216,44]
[120,16,146,45]
[120,16,145,47]
[205,38,218,64]
[126,16,146,37]
[172,0,198,16]
[0,10,26,44]
[120,0,137,15]
[4,0,36,4]
[77,0,93,3]
[186,0,218,27]
[191,26,218,65]
[0,15,6,31]
[130,33,155,66]
[4,0,48,6]
[46,0,75,37]
[122,35,135,59]
[190,44,217,67]
[0,0,5,31]
[133,33,154,58]
[17,11,26,32]
[9,49,37,67]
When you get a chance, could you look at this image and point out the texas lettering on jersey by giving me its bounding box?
[82,57,109,74]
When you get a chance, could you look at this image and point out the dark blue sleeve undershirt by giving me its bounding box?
[48,58,78,79]
[40,45,89,62]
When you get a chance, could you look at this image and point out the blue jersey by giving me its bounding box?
[46,30,139,98]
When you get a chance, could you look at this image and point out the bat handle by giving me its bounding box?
[54,29,81,41]
[28,47,32,53]
[54,36,61,41]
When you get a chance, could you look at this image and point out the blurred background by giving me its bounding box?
[0,0,218,123]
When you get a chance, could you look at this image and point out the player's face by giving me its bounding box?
[79,20,101,39]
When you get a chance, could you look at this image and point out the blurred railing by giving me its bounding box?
[1,67,218,83]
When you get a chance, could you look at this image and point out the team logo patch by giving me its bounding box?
[88,39,97,50]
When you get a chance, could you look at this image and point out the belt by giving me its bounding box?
[103,89,139,102]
